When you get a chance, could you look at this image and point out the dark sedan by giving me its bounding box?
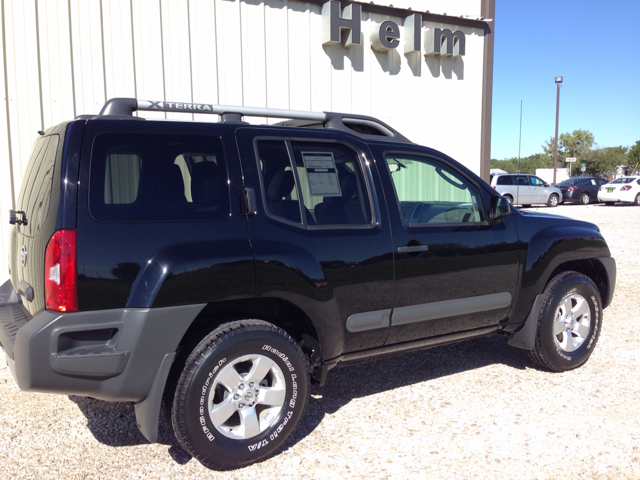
[558,177,609,204]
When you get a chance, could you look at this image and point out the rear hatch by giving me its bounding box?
[10,130,65,316]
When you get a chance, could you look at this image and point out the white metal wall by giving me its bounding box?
[0,0,487,283]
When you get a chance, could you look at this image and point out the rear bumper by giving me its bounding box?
[597,191,634,203]
[0,279,204,402]
[0,279,31,360]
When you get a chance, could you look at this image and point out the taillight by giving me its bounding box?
[568,186,576,191]
[45,229,77,312]
[492,186,496,189]
[621,185,632,191]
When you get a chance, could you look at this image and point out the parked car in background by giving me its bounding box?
[597,176,640,206]
[490,173,562,207]
[557,177,609,205]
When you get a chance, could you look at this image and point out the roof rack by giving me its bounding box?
[97,98,412,144]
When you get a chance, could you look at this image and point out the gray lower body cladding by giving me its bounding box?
[1,288,204,402]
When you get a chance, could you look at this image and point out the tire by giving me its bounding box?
[170,320,309,470]
[547,193,559,207]
[635,193,640,206]
[526,272,602,372]
[579,193,590,205]
[605,202,615,206]
[504,194,513,204]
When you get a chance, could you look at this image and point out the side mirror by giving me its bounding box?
[490,196,511,222]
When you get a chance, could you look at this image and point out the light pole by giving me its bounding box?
[553,76,563,185]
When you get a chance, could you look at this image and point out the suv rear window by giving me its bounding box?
[16,134,60,237]
[89,133,229,222]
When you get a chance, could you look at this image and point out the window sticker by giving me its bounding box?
[301,151,342,197]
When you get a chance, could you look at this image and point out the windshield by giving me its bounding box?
[558,178,579,186]
[610,177,635,184]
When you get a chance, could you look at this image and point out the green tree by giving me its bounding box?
[587,146,628,177]
[493,134,638,178]
[628,140,640,173]
[542,129,595,163]
[490,153,552,174]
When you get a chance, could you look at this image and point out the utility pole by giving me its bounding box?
[553,76,563,185]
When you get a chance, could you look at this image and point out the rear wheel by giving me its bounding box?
[525,272,602,372]
[547,193,559,207]
[635,193,640,206]
[504,194,513,204]
[169,320,309,470]
[580,193,590,205]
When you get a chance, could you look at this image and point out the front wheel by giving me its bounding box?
[525,271,602,372]
[170,320,309,470]
[635,193,640,206]
[580,193,590,205]
[547,193,559,207]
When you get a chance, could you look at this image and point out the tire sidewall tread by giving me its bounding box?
[170,320,309,470]
[526,271,602,372]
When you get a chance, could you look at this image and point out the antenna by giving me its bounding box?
[518,100,523,173]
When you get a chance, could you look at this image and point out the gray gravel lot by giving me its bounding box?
[1,203,639,479]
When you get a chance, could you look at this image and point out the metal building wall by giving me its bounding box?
[0,0,488,283]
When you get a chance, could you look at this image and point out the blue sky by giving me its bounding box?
[491,0,640,160]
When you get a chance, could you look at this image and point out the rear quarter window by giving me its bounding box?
[496,176,513,186]
[89,133,229,222]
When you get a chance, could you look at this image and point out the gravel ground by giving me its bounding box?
[1,203,639,479]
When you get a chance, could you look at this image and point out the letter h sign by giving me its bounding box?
[322,0,361,47]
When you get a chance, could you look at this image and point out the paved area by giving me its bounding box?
[1,203,638,479]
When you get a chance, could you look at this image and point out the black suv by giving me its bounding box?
[1,99,616,470]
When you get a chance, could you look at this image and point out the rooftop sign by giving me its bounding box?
[321,0,466,57]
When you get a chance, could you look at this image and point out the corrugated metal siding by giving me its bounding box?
[0,0,486,283]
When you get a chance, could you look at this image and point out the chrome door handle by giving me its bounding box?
[398,245,429,253]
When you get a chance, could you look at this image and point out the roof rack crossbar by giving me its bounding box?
[99,98,327,122]
[97,98,411,143]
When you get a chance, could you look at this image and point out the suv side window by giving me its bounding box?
[256,140,372,227]
[385,154,485,224]
[514,175,530,186]
[529,176,546,186]
[496,175,513,185]
[89,133,229,222]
